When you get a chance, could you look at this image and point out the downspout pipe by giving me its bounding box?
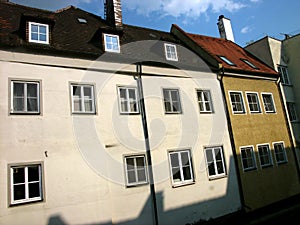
[135,63,159,225]
[217,67,247,212]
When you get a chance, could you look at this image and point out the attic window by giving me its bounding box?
[78,18,87,24]
[241,59,259,69]
[104,34,120,53]
[219,56,235,66]
[28,22,49,44]
[164,43,178,61]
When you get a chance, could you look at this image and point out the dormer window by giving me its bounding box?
[28,22,49,44]
[104,34,120,53]
[219,56,235,66]
[241,59,259,69]
[164,43,178,61]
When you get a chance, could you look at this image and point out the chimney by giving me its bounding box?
[104,0,122,28]
[217,15,235,42]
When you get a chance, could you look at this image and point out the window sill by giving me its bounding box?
[126,182,149,188]
[208,174,227,181]
[172,181,195,188]
[10,199,43,207]
[10,112,41,115]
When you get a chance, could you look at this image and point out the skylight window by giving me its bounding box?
[219,56,235,66]
[241,59,259,69]
[78,18,87,24]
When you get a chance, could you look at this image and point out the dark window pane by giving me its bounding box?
[13,83,24,97]
[170,153,179,167]
[28,166,39,182]
[126,158,134,170]
[127,170,136,183]
[14,184,25,200]
[172,168,181,182]
[29,182,40,198]
[137,169,146,182]
[13,168,25,184]
[13,98,24,111]
[208,163,216,176]
[182,166,191,180]
[27,98,38,111]
[136,157,145,168]
[181,152,190,166]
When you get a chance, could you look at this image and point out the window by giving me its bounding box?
[10,164,43,205]
[71,84,95,114]
[262,93,276,113]
[118,87,139,114]
[287,102,298,122]
[241,59,259,69]
[163,89,182,114]
[257,144,273,168]
[125,155,148,186]
[204,146,226,179]
[240,146,257,171]
[104,34,120,53]
[246,92,261,113]
[219,56,235,66]
[197,90,213,113]
[278,66,290,85]
[29,22,49,44]
[229,91,245,114]
[164,43,178,61]
[169,150,194,186]
[273,142,288,164]
[11,80,40,114]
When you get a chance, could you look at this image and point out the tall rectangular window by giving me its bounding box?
[118,87,139,114]
[197,90,213,113]
[246,92,261,113]
[240,146,257,171]
[278,66,290,85]
[287,102,298,122]
[104,34,120,53]
[257,144,273,168]
[164,43,178,61]
[71,84,95,114]
[29,22,49,44]
[125,155,148,186]
[204,146,226,179]
[169,150,193,186]
[163,89,182,114]
[11,80,40,114]
[273,142,288,164]
[10,164,43,205]
[229,91,245,114]
[262,93,276,113]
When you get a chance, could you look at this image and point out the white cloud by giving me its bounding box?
[123,0,246,18]
[241,26,252,34]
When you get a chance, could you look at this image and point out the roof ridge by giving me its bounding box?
[55,5,76,13]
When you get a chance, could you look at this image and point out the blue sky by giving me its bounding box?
[10,0,300,46]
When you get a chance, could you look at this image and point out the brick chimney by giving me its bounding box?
[105,0,122,28]
[217,15,235,42]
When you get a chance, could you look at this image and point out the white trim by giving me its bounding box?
[240,145,257,172]
[245,91,262,114]
[257,143,273,168]
[261,92,276,113]
[272,141,288,165]
[117,86,139,114]
[71,83,96,114]
[164,43,178,61]
[28,22,49,44]
[228,90,246,114]
[196,89,213,113]
[204,146,226,179]
[163,88,182,114]
[104,34,120,53]
[124,155,148,186]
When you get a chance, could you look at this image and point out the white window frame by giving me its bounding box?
[71,84,96,114]
[168,150,194,186]
[163,88,182,114]
[28,22,49,44]
[10,164,43,205]
[240,145,257,171]
[272,142,288,165]
[287,102,298,122]
[104,34,120,53]
[261,92,276,113]
[246,92,261,113]
[197,89,213,113]
[229,91,246,114]
[164,43,178,61]
[278,65,291,85]
[257,144,273,168]
[11,80,40,114]
[204,146,226,179]
[124,155,148,186]
[118,86,139,114]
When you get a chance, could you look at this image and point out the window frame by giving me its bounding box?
[240,145,257,172]
[164,43,178,61]
[70,83,96,114]
[272,142,288,165]
[204,146,227,179]
[246,92,261,114]
[219,56,235,66]
[257,144,273,168]
[28,22,49,44]
[9,163,43,206]
[103,33,120,53]
[287,102,298,122]
[278,65,291,85]
[196,89,214,113]
[168,149,194,187]
[241,59,259,69]
[261,92,276,113]
[163,88,182,114]
[10,80,41,115]
[124,154,148,187]
[117,86,140,115]
[228,91,246,114]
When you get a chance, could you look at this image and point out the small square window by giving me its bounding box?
[240,146,257,171]
[10,164,43,205]
[273,142,288,165]
[11,80,40,114]
[104,34,120,53]
[71,84,96,114]
[246,92,261,113]
[204,146,226,179]
[164,43,178,61]
[29,22,49,44]
[197,90,213,113]
[229,91,245,114]
[219,56,235,66]
[163,89,182,114]
[278,66,291,85]
[257,144,273,168]
[118,86,139,114]
[124,155,148,186]
[262,93,276,113]
[287,102,298,122]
